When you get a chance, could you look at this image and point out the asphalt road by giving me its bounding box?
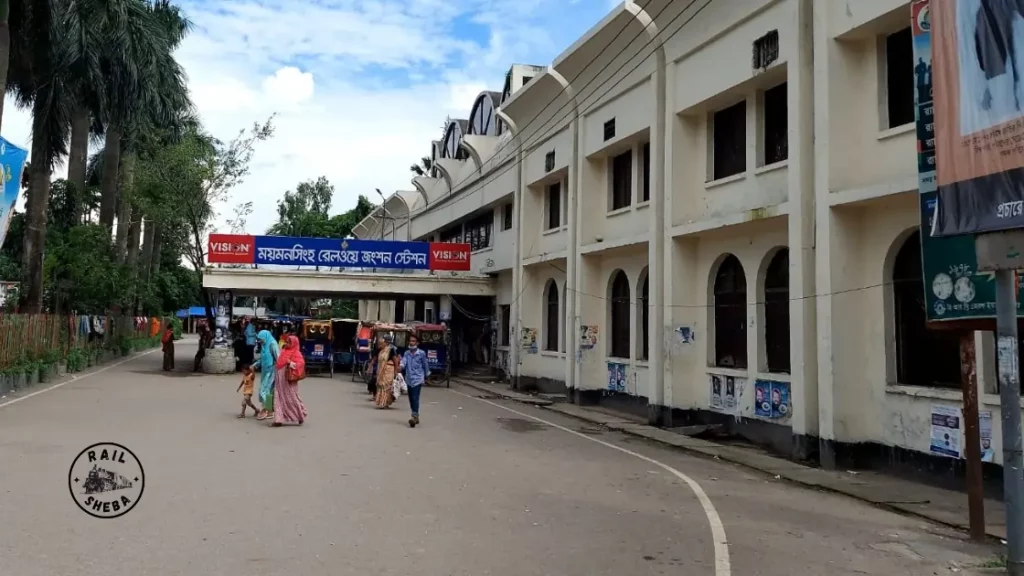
[0,341,1004,575]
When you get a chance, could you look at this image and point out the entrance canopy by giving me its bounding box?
[202,268,495,298]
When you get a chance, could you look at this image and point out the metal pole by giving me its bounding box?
[959,332,986,542]
[996,268,1024,574]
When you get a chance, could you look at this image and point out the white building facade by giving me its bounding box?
[356,0,1010,472]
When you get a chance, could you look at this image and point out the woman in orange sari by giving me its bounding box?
[372,336,399,408]
[272,335,308,426]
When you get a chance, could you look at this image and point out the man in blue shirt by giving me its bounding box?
[401,334,430,428]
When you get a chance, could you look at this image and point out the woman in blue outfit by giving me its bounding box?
[254,330,280,421]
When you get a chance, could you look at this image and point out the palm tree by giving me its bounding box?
[7,0,83,311]
[96,0,183,233]
[409,156,434,177]
[0,0,13,131]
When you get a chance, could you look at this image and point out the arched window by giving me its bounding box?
[893,231,960,387]
[441,121,469,161]
[714,255,747,369]
[610,271,631,358]
[639,273,649,360]
[469,93,498,136]
[764,249,790,373]
[544,281,559,352]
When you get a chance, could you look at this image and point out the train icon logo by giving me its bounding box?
[68,442,145,519]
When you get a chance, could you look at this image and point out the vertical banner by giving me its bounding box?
[0,137,29,250]
[912,0,1024,321]
[930,0,1024,235]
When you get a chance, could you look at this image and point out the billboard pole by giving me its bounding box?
[959,332,986,542]
[977,234,1024,573]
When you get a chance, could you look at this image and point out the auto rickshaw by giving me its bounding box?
[331,318,359,374]
[300,319,333,377]
[410,322,450,387]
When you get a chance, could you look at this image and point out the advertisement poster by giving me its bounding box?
[710,375,724,410]
[606,362,626,394]
[579,325,598,350]
[979,410,994,462]
[754,380,772,418]
[930,405,962,458]
[0,137,28,250]
[724,376,738,412]
[927,0,1024,235]
[753,380,790,420]
[521,328,537,354]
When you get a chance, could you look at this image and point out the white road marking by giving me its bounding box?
[0,348,161,410]
[450,387,732,576]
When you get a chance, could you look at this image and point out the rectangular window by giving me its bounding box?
[752,30,779,70]
[641,142,650,202]
[610,150,632,210]
[712,101,746,180]
[603,118,616,141]
[762,82,788,165]
[545,150,555,172]
[502,203,513,230]
[500,305,511,347]
[885,27,915,128]
[424,302,435,324]
[546,182,562,230]
[464,212,492,251]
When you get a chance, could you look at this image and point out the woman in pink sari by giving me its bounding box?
[272,335,308,427]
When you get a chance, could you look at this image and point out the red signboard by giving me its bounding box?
[428,242,472,271]
[208,234,255,264]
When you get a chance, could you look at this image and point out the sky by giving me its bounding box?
[2,0,612,235]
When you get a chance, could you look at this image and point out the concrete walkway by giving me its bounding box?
[454,379,1010,541]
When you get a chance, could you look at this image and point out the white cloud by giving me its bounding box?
[1,0,610,232]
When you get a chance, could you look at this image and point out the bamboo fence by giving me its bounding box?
[0,314,160,370]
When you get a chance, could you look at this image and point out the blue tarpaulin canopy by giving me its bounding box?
[176,306,208,318]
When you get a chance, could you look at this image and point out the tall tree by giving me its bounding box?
[267,176,334,237]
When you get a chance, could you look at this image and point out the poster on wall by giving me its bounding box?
[521,328,537,354]
[753,380,790,420]
[929,405,962,458]
[606,362,626,394]
[711,375,743,414]
[710,375,724,410]
[979,410,994,462]
[0,137,28,250]
[580,325,598,350]
[214,290,233,347]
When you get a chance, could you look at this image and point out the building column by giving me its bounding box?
[787,0,819,459]
[548,69,580,397]
[625,0,667,425]
[496,110,524,389]
[812,0,837,468]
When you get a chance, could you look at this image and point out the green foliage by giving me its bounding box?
[43,223,123,313]
[266,178,374,240]
[169,316,183,339]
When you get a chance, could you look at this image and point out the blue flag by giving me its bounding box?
[0,137,28,250]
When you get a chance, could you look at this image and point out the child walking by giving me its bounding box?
[237,366,260,418]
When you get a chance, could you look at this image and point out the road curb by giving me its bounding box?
[452,378,1006,543]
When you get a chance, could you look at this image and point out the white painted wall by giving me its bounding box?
[393,0,1016,465]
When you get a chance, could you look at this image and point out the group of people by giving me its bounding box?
[161,320,431,429]
[237,330,308,426]
[368,334,430,428]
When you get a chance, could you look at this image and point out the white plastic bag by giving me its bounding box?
[393,374,408,398]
